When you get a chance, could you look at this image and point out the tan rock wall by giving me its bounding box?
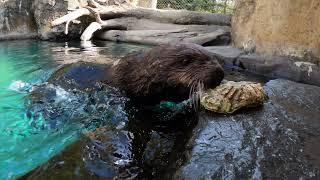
[232,0,320,64]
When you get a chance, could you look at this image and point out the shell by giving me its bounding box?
[200,81,267,114]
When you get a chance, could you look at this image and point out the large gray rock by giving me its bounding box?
[237,54,320,86]
[0,0,89,40]
[0,0,37,40]
[207,48,320,87]
[32,0,90,40]
[205,46,244,67]
[175,79,320,179]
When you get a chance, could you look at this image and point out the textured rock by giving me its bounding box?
[0,0,37,40]
[32,0,90,40]
[204,47,320,87]
[237,53,320,86]
[47,62,111,91]
[24,128,136,179]
[23,101,197,179]
[0,0,89,40]
[176,79,320,179]
[205,46,244,66]
[200,81,266,114]
[232,0,320,64]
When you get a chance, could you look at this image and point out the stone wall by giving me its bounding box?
[0,0,156,40]
[232,0,320,64]
[0,0,89,40]
[32,0,90,40]
[0,0,37,40]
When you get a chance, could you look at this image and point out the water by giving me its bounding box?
[0,40,148,179]
[0,40,279,179]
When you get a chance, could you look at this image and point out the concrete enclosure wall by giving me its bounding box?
[232,0,320,64]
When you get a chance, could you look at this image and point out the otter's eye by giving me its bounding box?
[182,59,191,65]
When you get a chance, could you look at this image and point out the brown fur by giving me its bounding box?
[113,43,224,103]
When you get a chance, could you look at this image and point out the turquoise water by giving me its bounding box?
[0,40,147,179]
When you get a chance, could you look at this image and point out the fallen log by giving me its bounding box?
[99,7,231,26]
[96,28,228,45]
[91,17,230,31]
[51,0,231,42]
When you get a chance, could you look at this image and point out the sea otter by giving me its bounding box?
[47,43,224,104]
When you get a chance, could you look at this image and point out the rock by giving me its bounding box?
[23,127,137,179]
[26,63,128,130]
[232,0,320,64]
[23,100,198,179]
[203,46,320,87]
[0,0,37,40]
[142,131,175,167]
[200,81,266,114]
[0,0,89,40]
[237,53,320,86]
[32,0,90,40]
[205,46,244,67]
[176,79,320,179]
[47,62,112,92]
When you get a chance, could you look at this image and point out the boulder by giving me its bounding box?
[23,101,197,179]
[47,62,111,91]
[175,79,320,179]
[32,0,90,40]
[237,54,320,86]
[0,0,90,40]
[23,127,136,179]
[205,46,244,67]
[0,0,37,40]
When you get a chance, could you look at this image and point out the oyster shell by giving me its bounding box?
[200,81,267,114]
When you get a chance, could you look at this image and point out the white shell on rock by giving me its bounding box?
[200,81,267,114]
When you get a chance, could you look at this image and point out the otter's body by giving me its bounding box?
[48,43,224,104]
[113,43,224,103]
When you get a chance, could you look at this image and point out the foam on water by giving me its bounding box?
[8,80,31,93]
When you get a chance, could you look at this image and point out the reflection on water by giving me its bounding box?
[0,40,148,179]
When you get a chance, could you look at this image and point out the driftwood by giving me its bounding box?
[51,0,231,44]
[96,28,228,45]
[94,17,230,45]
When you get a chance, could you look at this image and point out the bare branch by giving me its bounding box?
[51,8,90,26]
[80,22,102,41]
[65,20,71,34]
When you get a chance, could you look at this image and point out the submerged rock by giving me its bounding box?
[23,102,197,179]
[48,63,112,92]
[201,81,266,114]
[176,79,320,179]
[23,127,136,179]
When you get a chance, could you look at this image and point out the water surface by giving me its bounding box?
[0,40,147,179]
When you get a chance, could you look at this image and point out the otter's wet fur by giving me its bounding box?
[113,43,224,103]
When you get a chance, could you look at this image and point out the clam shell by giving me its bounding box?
[200,81,267,114]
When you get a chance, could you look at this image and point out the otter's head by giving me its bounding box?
[114,43,224,104]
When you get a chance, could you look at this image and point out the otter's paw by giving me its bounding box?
[200,81,267,114]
